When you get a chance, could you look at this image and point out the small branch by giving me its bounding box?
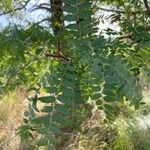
[37,3,50,7]
[144,26,150,31]
[0,0,30,16]
[31,6,51,12]
[45,53,70,61]
[143,0,150,15]
[34,18,50,25]
[31,3,50,12]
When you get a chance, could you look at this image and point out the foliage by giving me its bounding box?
[113,114,150,150]
[0,25,54,93]
[0,0,150,149]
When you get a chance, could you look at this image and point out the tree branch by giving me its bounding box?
[0,0,31,16]
[45,53,70,61]
[34,18,50,25]
[143,0,150,15]
[31,6,51,12]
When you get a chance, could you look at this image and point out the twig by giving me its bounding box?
[45,53,70,61]
[143,0,150,15]
[34,18,50,25]
[31,6,51,12]
[0,0,31,16]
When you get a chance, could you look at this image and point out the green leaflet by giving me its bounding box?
[64,14,77,21]
[96,100,103,105]
[43,86,58,94]
[49,125,64,136]
[78,3,91,13]
[41,106,53,113]
[79,11,92,19]
[37,127,49,134]
[54,104,69,115]
[104,96,117,102]
[65,24,78,31]
[63,5,77,14]
[32,115,50,126]
[57,95,72,104]
[36,137,48,146]
[48,136,59,145]
[52,114,70,126]
[91,93,102,100]
[38,96,56,103]
[63,0,77,5]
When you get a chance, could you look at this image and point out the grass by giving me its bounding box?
[0,88,27,150]
[113,114,150,150]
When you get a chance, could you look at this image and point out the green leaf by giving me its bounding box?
[35,47,43,55]
[104,96,116,102]
[32,94,39,112]
[91,93,101,100]
[80,12,92,19]
[48,136,59,145]
[104,104,115,112]
[65,24,78,30]
[57,95,72,104]
[54,104,69,115]
[65,73,75,81]
[97,106,103,110]
[63,5,76,14]
[33,115,50,126]
[41,106,53,113]
[63,0,77,5]
[49,125,63,136]
[52,114,70,126]
[78,3,91,13]
[37,137,48,146]
[96,100,102,105]
[38,96,55,103]
[64,14,77,21]
[92,86,101,92]
[37,127,48,134]
[44,86,58,94]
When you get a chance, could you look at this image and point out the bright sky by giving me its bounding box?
[0,0,49,28]
[0,0,120,36]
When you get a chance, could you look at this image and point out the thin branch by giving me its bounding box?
[31,6,51,12]
[0,0,31,16]
[143,0,150,15]
[45,53,70,61]
[34,18,50,25]
[37,3,50,7]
